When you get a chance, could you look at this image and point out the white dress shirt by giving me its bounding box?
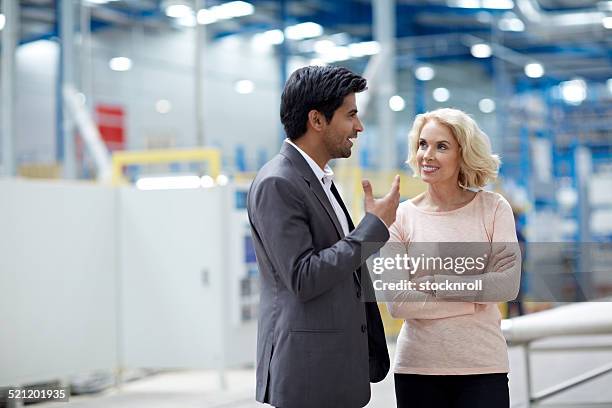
[284,139,350,236]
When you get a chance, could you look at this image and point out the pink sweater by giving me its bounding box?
[387,190,520,375]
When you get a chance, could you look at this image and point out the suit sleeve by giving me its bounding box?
[249,176,390,303]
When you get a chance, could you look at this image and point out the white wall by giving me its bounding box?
[14,25,282,172]
[0,179,118,385]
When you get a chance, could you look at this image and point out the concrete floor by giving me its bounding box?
[36,337,612,408]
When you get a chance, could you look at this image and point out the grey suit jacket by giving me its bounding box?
[247,143,390,408]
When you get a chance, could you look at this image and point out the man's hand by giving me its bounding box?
[362,175,400,227]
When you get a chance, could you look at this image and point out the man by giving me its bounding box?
[247,65,400,408]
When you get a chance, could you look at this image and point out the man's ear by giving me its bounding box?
[307,110,326,132]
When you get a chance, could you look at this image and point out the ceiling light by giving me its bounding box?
[155,99,172,114]
[482,0,514,9]
[253,29,284,45]
[470,43,492,58]
[478,98,496,113]
[603,16,612,29]
[319,46,350,63]
[432,87,450,102]
[414,65,435,81]
[197,9,217,24]
[136,175,201,190]
[560,79,587,105]
[389,95,405,112]
[447,0,513,8]
[499,15,525,31]
[234,79,254,94]
[285,22,323,40]
[109,57,132,72]
[348,41,380,57]
[447,0,480,8]
[216,174,229,186]
[165,4,192,18]
[177,13,196,27]
[218,1,254,18]
[201,175,215,188]
[524,62,544,78]
[0,14,5,31]
[607,78,612,94]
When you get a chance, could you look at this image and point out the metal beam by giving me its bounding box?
[195,0,206,146]
[60,0,76,178]
[373,0,396,170]
[1,0,19,176]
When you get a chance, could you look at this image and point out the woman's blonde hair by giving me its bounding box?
[406,108,501,189]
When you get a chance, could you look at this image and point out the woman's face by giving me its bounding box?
[415,120,462,186]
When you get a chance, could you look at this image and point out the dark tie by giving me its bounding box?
[330,182,355,232]
[330,182,361,288]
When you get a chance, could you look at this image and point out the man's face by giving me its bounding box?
[321,93,364,159]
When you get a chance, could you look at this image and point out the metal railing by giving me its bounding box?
[503,301,612,407]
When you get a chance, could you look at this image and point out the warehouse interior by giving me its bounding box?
[1,0,611,407]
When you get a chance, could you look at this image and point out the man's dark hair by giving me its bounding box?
[280,65,367,140]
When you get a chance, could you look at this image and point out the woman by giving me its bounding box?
[386,108,521,408]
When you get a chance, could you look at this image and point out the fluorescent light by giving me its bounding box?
[471,43,492,58]
[447,0,480,8]
[603,16,612,29]
[216,1,254,18]
[155,99,172,114]
[285,22,323,40]
[109,57,132,71]
[234,79,254,94]
[447,0,513,8]
[0,14,5,31]
[433,87,450,102]
[314,40,335,54]
[177,13,196,27]
[197,9,217,24]
[607,78,612,94]
[524,62,544,78]
[389,95,405,112]
[201,175,215,188]
[415,65,435,81]
[319,46,350,63]
[482,0,514,9]
[136,175,201,190]
[499,14,525,31]
[348,41,380,57]
[478,98,496,113]
[196,1,253,24]
[166,4,192,18]
[216,174,229,186]
[560,79,587,105]
[253,29,284,48]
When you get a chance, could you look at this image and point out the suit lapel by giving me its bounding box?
[280,143,361,289]
[280,143,345,239]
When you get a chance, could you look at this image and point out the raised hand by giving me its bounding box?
[362,175,400,227]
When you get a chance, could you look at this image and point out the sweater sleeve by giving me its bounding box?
[434,196,522,302]
[383,207,476,320]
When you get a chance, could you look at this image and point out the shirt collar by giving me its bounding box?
[284,138,334,184]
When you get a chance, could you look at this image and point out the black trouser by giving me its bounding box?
[394,373,509,408]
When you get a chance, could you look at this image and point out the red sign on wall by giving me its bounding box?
[96,104,125,151]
